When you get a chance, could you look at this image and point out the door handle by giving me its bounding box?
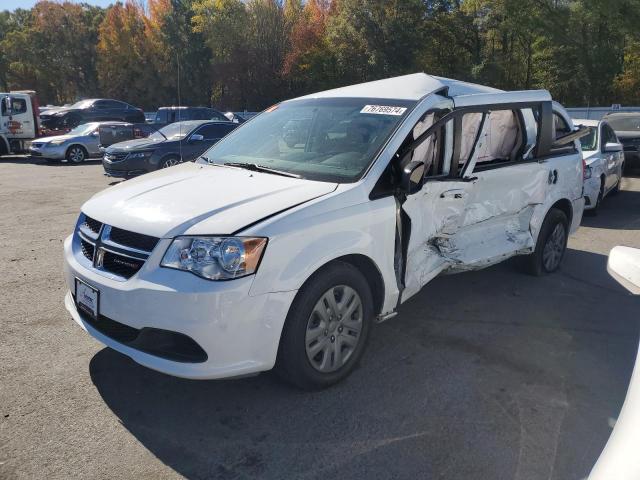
[440,189,466,199]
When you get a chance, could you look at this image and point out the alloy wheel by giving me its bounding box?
[542,223,566,272]
[69,147,85,163]
[162,157,180,168]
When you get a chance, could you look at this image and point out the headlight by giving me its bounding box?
[127,151,153,159]
[48,139,66,146]
[161,236,267,280]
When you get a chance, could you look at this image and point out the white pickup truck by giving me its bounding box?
[0,91,41,155]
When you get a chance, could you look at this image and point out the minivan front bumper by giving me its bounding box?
[63,235,297,379]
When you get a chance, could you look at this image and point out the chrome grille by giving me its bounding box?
[104,152,128,162]
[76,213,159,280]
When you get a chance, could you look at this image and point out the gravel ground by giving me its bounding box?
[1,157,639,480]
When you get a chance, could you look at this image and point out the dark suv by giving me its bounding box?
[40,99,145,134]
[603,112,640,170]
[103,120,238,178]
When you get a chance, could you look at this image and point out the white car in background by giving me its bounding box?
[577,119,624,214]
[63,73,586,389]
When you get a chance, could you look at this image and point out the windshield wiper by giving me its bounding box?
[223,162,302,178]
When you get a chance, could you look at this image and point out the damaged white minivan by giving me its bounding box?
[64,73,586,389]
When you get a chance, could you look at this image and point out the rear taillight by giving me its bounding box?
[582,158,587,180]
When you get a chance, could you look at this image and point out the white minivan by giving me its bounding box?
[63,73,586,389]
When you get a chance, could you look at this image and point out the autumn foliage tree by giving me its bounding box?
[5,0,640,110]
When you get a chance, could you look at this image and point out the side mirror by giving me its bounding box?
[91,130,99,137]
[401,159,425,194]
[189,134,204,142]
[604,142,622,153]
[607,246,640,294]
[2,96,12,116]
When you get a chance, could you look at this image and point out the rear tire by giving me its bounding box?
[275,262,373,390]
[523,209,569,276]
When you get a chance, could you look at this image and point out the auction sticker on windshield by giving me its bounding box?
[360,105,407,115]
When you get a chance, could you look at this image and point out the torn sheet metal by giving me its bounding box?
[439,206,536,272]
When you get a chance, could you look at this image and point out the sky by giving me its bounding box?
[3,0,118,11]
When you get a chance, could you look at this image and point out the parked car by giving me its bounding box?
[603,112,640,171]
[29,121,131,163]
[576,118,624,214]
[589,246,640,480]
[102,120,237,178]
[39,99,145,134]
[153,106,229,126]
[63,73,586,389]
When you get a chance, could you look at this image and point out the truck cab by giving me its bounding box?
[0,91,40,155]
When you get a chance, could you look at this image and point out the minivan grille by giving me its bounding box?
[109,226,159,252]
[76,213,159,280]
[83,216,102,235]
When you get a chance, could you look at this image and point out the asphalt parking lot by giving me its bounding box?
[1,157,639,480]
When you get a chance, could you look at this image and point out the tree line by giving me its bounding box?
[2,0,640,111]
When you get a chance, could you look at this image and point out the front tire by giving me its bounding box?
[275,262,373,390]
[161,155,182,169]
[586,180,604,216]
[524,209,569,276]
[66,145,87,163]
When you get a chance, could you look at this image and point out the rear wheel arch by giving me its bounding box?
[549,198,572,227]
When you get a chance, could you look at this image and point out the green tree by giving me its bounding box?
[96,1,155,109]
[1,2,103,104]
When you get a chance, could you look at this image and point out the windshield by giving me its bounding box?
[579,126,598,151]
[70,100,95,109]
[68,123,98,136]
[149,122,197,141]
[199,98,414,182]
[606,116,640,131]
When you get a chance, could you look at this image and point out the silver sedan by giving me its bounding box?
[29,121,131,163]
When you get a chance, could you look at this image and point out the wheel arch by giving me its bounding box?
[296,254,386,317]
[66,143,88,158]
[549,198,573,225]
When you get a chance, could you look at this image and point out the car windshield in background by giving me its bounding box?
[606,116,640,131]
[68,123,98,136]
[199,98,414,183]
[150,122,198,141]
[580,126,598,151]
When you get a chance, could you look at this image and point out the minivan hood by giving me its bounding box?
[82,162,337,238]
[106,137,165,151]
